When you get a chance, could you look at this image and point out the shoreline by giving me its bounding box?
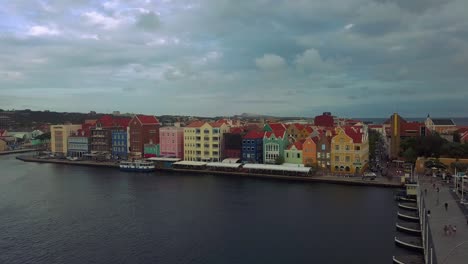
[0,149,39,156]
[16,155,403,188]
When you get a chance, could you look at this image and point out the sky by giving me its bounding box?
[0,0,468,118]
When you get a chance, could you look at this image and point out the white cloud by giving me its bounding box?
[255,54,286,70]
[102,0,119,10]
[82,11,122,30]
[0,71,24,80]
[27,25,60,36]
[146,37,180,46]
[80,34,100,40]
[344,23,354,30]
[294,49,325,70]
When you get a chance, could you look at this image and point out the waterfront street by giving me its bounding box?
[420,176,468,263]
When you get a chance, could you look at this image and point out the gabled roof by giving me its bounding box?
[288,123,305,130]
[186,121,205,128]
[209,122,225,128]
[343,126,363,143]
[431,118,455,126]
[287,140,305,150]
[265,130,286,138]
[244,130,264,139]
[230,127,244,134]
[136,115,159,125]
[268,123,286,131]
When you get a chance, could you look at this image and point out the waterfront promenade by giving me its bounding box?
[16,155,402,188]
[420,176,468,263]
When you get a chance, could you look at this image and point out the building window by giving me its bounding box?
[335,156,339,162]
[335,145,339,150]
[318,153,321,158]
[297,153,300,158]
[345,145,350,151]
[321,144,325,151]
[345,156,350,162]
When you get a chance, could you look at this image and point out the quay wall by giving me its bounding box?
[16,156,402,188]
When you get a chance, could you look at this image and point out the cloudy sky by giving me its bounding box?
[1,0,467,117]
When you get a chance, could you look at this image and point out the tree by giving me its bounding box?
[402,147,417,163]
[275,155,284,165]
[453,131,461,143]
[35,132,51,141]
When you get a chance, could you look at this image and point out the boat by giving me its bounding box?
[119,160,155,172]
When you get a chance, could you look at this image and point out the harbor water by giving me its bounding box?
[0,154,397,263]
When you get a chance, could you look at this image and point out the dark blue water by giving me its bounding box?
[0,155,397,264]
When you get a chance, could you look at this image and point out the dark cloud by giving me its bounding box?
[0,0,467,116]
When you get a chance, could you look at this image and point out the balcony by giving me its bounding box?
[203,137,210,141]
[204,144,210,148]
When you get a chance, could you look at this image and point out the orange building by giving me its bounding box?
[302,137,318,167]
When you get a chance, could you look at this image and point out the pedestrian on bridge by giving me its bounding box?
[444,202,448,211]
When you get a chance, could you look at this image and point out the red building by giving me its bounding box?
[223,129,244,160]
[314,112,334,127]
[129,115,160,157]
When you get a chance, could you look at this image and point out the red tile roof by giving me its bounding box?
[210,121,225,128]
[268,123,286,131]
[136,115,159,125]
[243,130,264,139]
[186,121,205,128]
[265,130,286,138]
[344,126,363,143]
[368,124,383,128]
[230,127,244,134]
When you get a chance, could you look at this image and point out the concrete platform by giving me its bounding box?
[420,176,468,264]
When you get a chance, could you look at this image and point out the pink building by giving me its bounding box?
[159,126,184,158]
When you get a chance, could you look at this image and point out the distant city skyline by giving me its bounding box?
[1,0,468,117]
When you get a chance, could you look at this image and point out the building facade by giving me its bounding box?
[316,136,331,170]
[302,137,317,167]
[263,130,288,164]
[223,132,243,159]
[330,127,369,174]
[184,121,229,162]
[90,128,111,153]
[241,131,264,164]
[144,143,160,158]
[284,141,304,165]
[159,126,184,158]
[314,112,334,127]
[129,115,160,157]
[111,129,129,160]
[50,124,82,156]
[424,115,457,134]
[67,136,90,157]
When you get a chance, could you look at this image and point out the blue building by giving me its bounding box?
[241,131,264,163]
[112,130,128,160]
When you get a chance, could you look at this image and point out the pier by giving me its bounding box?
[418,176,468,264]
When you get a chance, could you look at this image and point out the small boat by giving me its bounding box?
[119,160,155,172]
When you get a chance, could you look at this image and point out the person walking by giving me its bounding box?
[452,225,457,235]
[448,224,453,236]
[444,225,448,235]
[425,188,427,195]
[444,202,448,211]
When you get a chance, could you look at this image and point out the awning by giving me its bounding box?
[173,161,208,166]
[207,162,242,168]
[243,164,311,173]
[222,158,241,164]
[147,157,181,162]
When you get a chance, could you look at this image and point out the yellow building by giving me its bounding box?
[0,139,7,151]
[50,124,82,156]
[184,121,229,162]
[330,126,369,174]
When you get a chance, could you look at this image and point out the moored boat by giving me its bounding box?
[119,160,155,172]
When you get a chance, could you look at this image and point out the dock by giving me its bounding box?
[16,155,403,188]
